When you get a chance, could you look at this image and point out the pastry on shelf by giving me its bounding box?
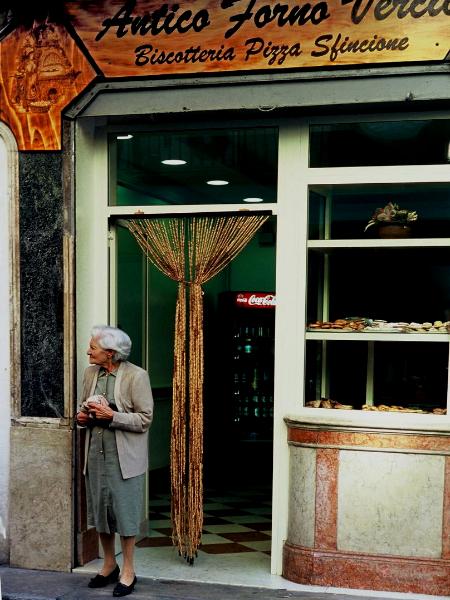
[405,320,449,333]
[362,404,435,414]
[364,320,408,332]
[308,317,450,333]
[305,399,322,407]
[307,317,366,331]
[306,397,353,409]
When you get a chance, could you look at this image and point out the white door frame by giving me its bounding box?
[74,117,310,575]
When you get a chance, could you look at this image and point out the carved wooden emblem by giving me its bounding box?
[0,22,97,150]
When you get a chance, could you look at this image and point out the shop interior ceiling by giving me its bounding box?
[116,129,278,205]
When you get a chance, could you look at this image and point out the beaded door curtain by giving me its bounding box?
[127,214,269,563]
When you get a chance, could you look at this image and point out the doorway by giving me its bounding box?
[74,117,302,583]
[113,215,276,584]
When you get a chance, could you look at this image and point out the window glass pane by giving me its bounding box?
[305,340,448,413]
[306,244,450,413]
[307,247,450,325]
[116,226,144,367]
[109,127,278,206]
[308,183,450,240]
[305,340,368,407]
[310,120,450,167]
[373,342,447,410]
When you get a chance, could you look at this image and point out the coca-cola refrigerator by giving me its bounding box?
[218,291,275,442]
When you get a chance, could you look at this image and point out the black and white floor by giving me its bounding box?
[138,488,272,556]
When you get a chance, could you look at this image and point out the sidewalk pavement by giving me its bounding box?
[0,566,444,600]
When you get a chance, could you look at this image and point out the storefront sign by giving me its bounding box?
[0,1,449,150]
[67,0,450,76]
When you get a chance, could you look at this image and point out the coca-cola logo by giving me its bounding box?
[235,292,276,308]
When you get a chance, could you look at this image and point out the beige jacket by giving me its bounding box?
[80,361,154,479]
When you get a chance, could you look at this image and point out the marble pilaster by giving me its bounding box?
[19,152,64,417]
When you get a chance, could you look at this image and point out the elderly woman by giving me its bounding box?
[76,325,153,598]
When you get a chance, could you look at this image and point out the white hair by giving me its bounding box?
[91,325,132,362]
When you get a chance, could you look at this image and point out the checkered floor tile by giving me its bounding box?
[137,489,272,555]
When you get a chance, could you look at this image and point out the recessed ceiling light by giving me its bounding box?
[243,197,264,203]
[161,159,187,165]
[207,180,229,186]
[116,134,133,140]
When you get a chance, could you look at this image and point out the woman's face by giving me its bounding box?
[87,336,113,367]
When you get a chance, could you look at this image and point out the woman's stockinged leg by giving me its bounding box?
[119,536,136,585]
[99,532,118,575]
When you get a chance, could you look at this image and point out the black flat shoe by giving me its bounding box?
[88,564,120,588]
[113,575,137,597]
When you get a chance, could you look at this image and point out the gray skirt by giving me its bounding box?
[86,427,144,537]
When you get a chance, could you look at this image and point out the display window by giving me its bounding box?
[305,117,450,415]
[309,119,450,167]
[308,183,450,240]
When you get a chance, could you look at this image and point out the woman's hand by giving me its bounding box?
[86,396,114,421]
[76,410,90,426]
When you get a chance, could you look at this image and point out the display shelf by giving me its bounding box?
[305,331,450,342]
[306,179,450,414]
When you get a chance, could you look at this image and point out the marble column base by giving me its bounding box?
[283,417,450,596]
[9,424,73,571]
[283,543,450,595]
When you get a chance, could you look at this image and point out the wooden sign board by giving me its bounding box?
[0,23,96,150]
[1,2,449,151]
[68,0,450,76]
